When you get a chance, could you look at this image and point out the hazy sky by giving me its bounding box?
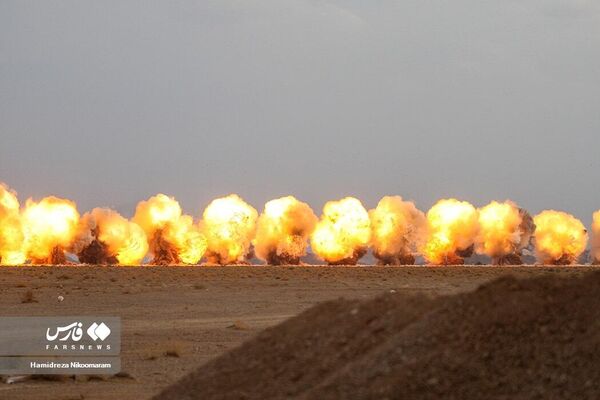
[1,1,599,223]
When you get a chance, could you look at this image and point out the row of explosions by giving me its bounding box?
[0,181,597,266]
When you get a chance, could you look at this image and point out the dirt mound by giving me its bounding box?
[155,272,600,400]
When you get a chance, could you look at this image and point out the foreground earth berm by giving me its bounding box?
[156,270,600,400]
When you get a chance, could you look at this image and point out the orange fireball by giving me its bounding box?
[253,196,318,265]
[476,201,534,264]
[73,208,148,265]
[0,183,26,265]
[133,194,206,265]
[533,210,587,265]
[369,196,426,265]
[420,199,479,265]
[310,197,371,265]
[22,196,80,264]
[592,211,600,265]
[202,194,258,265]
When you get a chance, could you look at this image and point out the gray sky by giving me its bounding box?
[1,0,599,224]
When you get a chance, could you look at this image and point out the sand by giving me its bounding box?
[0,265,595,399]
[156,269,600,399]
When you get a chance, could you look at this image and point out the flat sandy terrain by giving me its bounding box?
[0,265,596,400]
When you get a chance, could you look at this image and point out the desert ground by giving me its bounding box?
[0,265,596,400]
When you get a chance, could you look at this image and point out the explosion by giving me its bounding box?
[202,194,258,265]
[476,201,535,265]
[133,194,206,265]
[420,199,479,265]
[310,197,371,265]
[592,211,600,265]
[253,196,318,265]
[21,196,80,264]
[3,175,600,267]
[72,208,148,265]
[0,183,26,265]
[533,210,587,265]
[368,196,426,265]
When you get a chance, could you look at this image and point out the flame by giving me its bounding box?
[133,194,206,264]
[420,199,479,265]
[368,196,426,265]
[253,196,318,265]
[2,175,600,267]
[162,215,206,264]
[22,196,80,264]
[533,210,587,265]
[72,208,148,265]
[0,183,26,265]
[310,197,371,265]
[202,194,258,265]
[592,211,600,264]
[476,201,534,264]
[133,194,182,234]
